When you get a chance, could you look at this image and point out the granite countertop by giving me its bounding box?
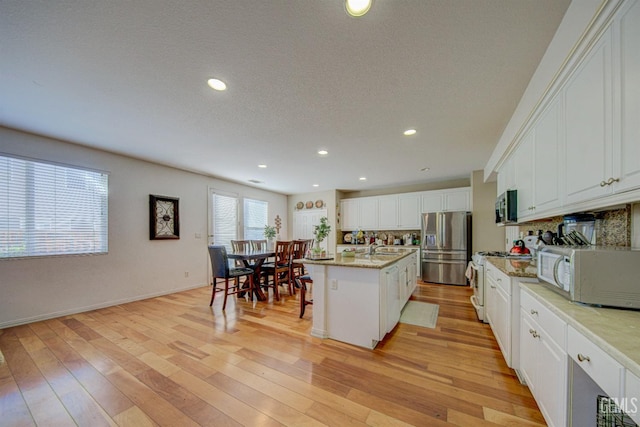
[485,256,538,278]
[520,282,640,377]
[302,248,417,269]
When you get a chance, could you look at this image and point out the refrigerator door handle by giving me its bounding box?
[423,260,467,265]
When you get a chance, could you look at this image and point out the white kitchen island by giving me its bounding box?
[303,248,417,349]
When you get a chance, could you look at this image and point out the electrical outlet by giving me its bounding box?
[330,279,338,290]
[184,271,189,278]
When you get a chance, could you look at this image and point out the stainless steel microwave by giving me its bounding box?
[495,190,517,224]
[537,246,640,309]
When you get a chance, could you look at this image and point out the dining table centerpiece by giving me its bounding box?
[264,225,276,250]
[312,216,331,257]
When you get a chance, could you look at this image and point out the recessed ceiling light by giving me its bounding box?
[345,0,372,17]
[258,164,267,168]
[404,129,417,136]
[207,78,227,91]
[420,167,430,172]
[312,184,319,187]
[318,150,328,156]
[359,177,367,181]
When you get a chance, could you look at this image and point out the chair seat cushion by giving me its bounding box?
[262,262,289,269]
[229,267,254,277]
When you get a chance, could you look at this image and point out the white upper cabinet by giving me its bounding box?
[564,25,613,205]
[492,0,640,219]
[421,191,443,213]
[398,193,421,228]
[421,187,471,213]
[613,0,640,193]
[533,94,563,214]
[359,197,379,229]
[341,188,469,231]
[514,130,534,220]
[377,195,399,229]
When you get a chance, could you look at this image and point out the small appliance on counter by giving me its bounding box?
[537,246,640,309]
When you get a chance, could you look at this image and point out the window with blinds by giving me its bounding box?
[243,198,268,240]
[0,155,109,258]
[212,193,238,249]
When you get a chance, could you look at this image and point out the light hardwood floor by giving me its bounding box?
[0,281,546,426]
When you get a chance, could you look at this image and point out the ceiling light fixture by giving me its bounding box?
[258,164,267,168]
[318,150,328,156]
[420,167,430,172]
[207,78,227,91]
[359,177,367,181]
[345,0,372,17]
[313,184,319,187]
[403,129,417,136]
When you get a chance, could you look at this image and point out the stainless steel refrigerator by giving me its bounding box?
[421,211,471,285]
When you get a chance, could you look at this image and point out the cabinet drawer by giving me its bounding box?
[568,326,623,398]
[486,263,510,295]
[521,289,567,347]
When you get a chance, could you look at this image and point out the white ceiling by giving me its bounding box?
[0,0,571,195]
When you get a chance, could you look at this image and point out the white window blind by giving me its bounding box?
[243,198,268,240]
[0,155,108,258]
[213,193,237,250]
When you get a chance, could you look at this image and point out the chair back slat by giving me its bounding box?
[231,240,250,253]
[251,240,267,251]
[274,241,292,266]
[208,245,230,278]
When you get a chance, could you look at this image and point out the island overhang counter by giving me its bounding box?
[303,248,418,349]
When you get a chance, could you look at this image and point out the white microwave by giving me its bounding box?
[537,246,640,310]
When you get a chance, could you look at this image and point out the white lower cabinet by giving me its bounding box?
[625,370,640,425]
[520,288,568,427]
[485,261,537,369]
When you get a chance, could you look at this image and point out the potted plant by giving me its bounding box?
[312,217,331,257]
[264,225,276,250]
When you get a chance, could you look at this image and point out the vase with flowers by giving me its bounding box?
[312,217,331,257]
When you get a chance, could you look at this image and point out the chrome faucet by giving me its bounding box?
[368,243,381,255]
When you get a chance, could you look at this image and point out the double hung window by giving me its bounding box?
[0,155,109,258]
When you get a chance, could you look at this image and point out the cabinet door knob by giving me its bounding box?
[490,285,496,289]
[529,328,539,338]
[530,309,538,315]
[577,353,591,362]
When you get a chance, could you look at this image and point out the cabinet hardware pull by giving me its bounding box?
[577,353,591,362]
[530,309,538,315]
[607,177,620,185]
[490,285,496,289]
[496,278,502,282]
[529,329,539,338]
[600,180,608,187]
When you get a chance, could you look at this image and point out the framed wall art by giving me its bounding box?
[149,194,180,240]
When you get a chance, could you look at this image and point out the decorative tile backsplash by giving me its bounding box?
[338,230,420,245]
[517,206,631,247]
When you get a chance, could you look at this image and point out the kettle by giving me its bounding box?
[510,239,531,255]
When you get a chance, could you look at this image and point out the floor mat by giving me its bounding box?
[399,301,439,329]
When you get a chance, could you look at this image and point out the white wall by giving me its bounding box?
[471,170,505,253]
[0,127,288,327]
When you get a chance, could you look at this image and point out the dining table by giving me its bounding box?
[227,249,275,301]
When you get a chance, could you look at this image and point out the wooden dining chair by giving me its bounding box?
[295,275,313,318]
[290,239,310,293]
[231,240,251,267]
[208,245,254,310]
[261,240,293,301]
[251,239,267,251]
